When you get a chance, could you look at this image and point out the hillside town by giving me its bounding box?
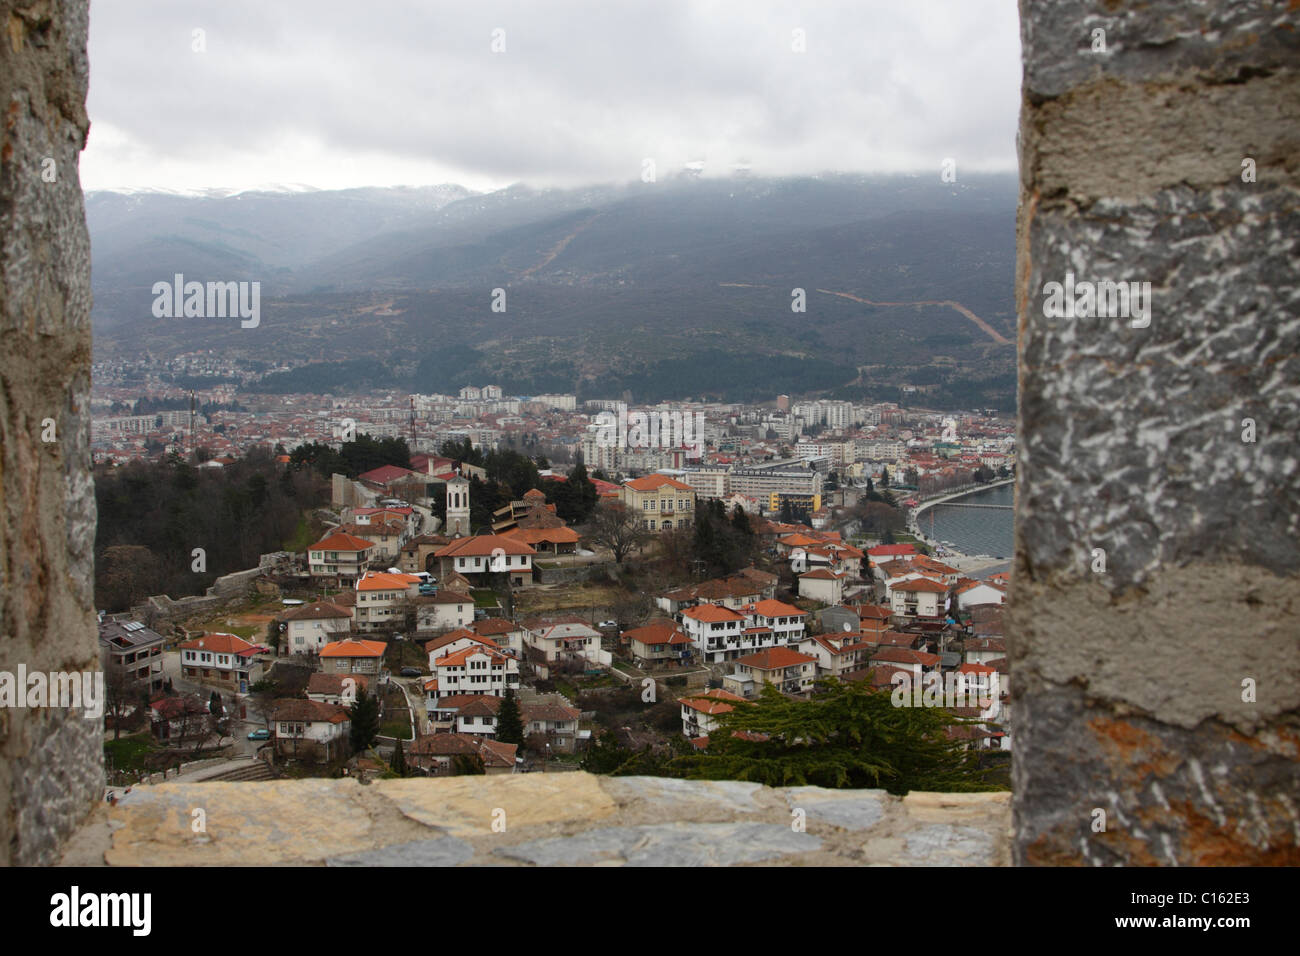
[97,391,1013,786]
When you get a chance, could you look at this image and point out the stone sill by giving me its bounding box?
[61,774,1011,866]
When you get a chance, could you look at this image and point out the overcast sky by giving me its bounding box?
[83,1,1021,194]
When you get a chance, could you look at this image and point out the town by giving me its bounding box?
[94,378,1014,789]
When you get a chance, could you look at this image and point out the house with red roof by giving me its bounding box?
[408,733,517,775]
[428,644,521,707]
[354,570,422,633]
[177,632,262,691]
[307,531,376,585]
[733,647,817,697]
[797,567,847,605]
[270,698,352,761]
[890,577,950,619]
[319,637,387,675]
[624,619,695,667]
[434,534,537,587]
[678,688,749,738]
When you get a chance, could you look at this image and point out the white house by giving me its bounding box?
[414,590,476,633]
[305,672,368,706]
[681,599,808,665]
[954,580,1008,610]
[434,534,536,587]
[177,632,262,693]
[524,620,605,665]
[429,645,521,706]
[890,578,949,619]
[733,647,817,697]
[307,531,376,585]
[426,693,504,736]
[354,570,422,633]
[797,568,846,605]
[270,698,351,760]
[521,699,582,752]
[678,688,748,738]
[280,600,353,655]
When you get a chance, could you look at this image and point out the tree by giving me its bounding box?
[579,730,635,774]
[349,686,381,754]
[587,501,649,563]
[452,752,486,775]
[496,688,525,746]
[667,679,1001,795]
[390,736,408,777]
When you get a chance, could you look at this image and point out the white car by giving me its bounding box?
[597,620,617,629]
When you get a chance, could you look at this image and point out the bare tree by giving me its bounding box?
[587,501,650,563]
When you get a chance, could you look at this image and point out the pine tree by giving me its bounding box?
[666,680,1001,795]
[496,688,524,745]
[349,686,381,755]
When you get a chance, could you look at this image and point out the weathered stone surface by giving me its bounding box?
[64,775,1011,866]
[784,787,888,831]
[372,773,618,838]
[328,836,475,867]
[905,824,996,866]
[0,0,101,865]
[495,822,822,867]
[1014,0,1300,864]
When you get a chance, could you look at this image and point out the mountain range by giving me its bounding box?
[87,173,1019,408]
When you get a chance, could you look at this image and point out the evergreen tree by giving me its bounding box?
[668,680,1000,795]
[349,686,381,755]
[208,690,222,716]
[496,688,525,745]
[452,752,486,775]
[390,736,407,777]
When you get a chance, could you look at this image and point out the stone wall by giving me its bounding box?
[0,0,102,865]
[62,774,1011,867]
[1011,0,1300,864]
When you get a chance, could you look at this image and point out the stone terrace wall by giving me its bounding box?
[1011,1,1300,864]
[62,774,1011,867]
[0,0,102,865]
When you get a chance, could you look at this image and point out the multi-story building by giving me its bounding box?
[681,599,808,664]
[678,688,749,738]
[619,474,696,531]
[354,570,422,633]
[733,647,817,696]
[307,531,375,585]
[279,600,354,655]
[429,644,521,705]
[177,632,262,693]
[319,638,388,675]
[681,466,730,499]
[524,620,604,665]
[98,618,166,695]
[729,460,823,500]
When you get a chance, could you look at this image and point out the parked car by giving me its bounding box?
[247,728,271,741]
[597,620,617,629]
[399,667,422,677]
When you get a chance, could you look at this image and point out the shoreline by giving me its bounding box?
[906,479,1013,575]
